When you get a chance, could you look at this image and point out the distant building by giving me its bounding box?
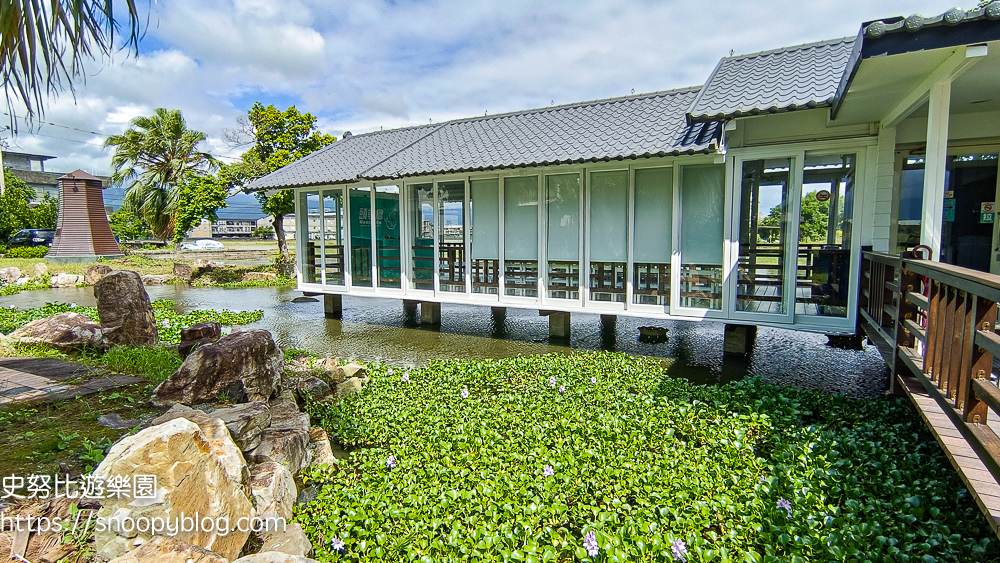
[212,218,259,237]
[3,151,109,201]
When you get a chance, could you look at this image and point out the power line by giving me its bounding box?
[23,131,107,147]
[2,112,108,137]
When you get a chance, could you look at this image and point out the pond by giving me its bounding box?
[0,285,888,397]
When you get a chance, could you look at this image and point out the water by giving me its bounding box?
[1,286,889,398]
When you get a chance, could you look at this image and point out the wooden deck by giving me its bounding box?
[0,357,143,405]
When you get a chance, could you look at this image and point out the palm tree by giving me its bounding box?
[1,1,140,120]
[104,108,220,241]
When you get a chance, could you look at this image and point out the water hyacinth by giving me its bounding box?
[591,376,597,384]
[671,539,688,562]
[330,536,345,554]
[401,372,410,383]
[542,465,554,477]
[559,386,566,393]
[583,531,599,558]
[777,498,792,517]
[386,455,396,469]
[387,368,394,376]
[549,376,557,387]
[461,388,470,399]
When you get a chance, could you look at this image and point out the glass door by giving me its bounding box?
[375,184,401,288]
[348,186,373,287]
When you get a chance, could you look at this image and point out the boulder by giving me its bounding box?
[307,427,337,467]
[0,266,21,283]
[248,429,310,477]
[249,461,296,525]
[95,270,158,346]
[295,377,332,403]
[83,263,112,284]
[173,262,194,281]
[92,417,252,561]
[51,272,84,287]
[232,553,320,563]
[178,321,223,358]
[243,272,278,282]
[31,262,48,279]
[98,413,141,430]
[9,312,105,351]
[211,401,271,452]
[259,523,313,557]
[147,405,250,486]
[108,536,227,563]
[340,363,367,381]
[336,377,365,399]
[152,330,282,407]
[141,274,172,285]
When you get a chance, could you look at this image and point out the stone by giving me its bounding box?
[9,312,105,351]
[152,330,283,407]
[148,405,250,487]
[178,321,223,358]
[93,418,252,561]
[295,377,332,403]
[51,272,84,287]
[336,377,365,399]
[83,263,112,284]
[250,461,296,525]
[211,401,271,452]
[95,270,159,346]
[248,429,310,476]
[340,363,367,381]
[319,357,340,370]
[232,553,320,563]
[193,259,216,270]
[307,427,336,467]
[173,262,194,281]
[259,523,313,557]
[108,536,227,563]
[0,267,22,283]
[98,413,141,430]
[290,296,317,303]
[32,262,48,279]
[244,271,278,282]
[141,274,172,285]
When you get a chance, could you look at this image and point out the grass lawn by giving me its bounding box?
[301,353,997,562]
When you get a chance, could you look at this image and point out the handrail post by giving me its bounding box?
[964,297,997,425]
[892,257,919,395]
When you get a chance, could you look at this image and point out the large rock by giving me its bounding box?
[250,462,297,526]
[243,272,277,282]
[259,523,313,557]
[173,262,194,281]
[152,330,282,407]
[95,270,158,346]
[248,429,310,476]
[336,377,365,399]
[142,274,173,285]
[178,321,223,358]
[31,262,48,279]
[51,272,84,287]
[93,417,252,561]
[307,427,337,467]
[212,401,271,451]
[108,536,227,563]
[232,553,320,563]
[9,312,105,350]
[0,266,21,283]
[294,377,332,403]
[83,263,111,284]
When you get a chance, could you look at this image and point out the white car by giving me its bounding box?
[180,239,225,251]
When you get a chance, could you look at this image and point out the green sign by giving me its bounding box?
[942,198,956,222]
[982,212,995,224]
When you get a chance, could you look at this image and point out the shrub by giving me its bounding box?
[300,353,997,562]
[6,246,48,258]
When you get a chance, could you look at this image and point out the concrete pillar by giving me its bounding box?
[723,324,757,356]
[323,294,342,319]
[599,314,616,350]
[490,307,507,336]
[548,311,571,339]
[420,301,441,325]
[403,300,419,315]
[920,79,951,260]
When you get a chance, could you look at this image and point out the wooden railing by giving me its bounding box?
[860,250,1000,477]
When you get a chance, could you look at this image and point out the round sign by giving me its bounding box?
[815,190,832,203]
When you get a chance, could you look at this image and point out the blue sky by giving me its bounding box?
[3,0,965,211]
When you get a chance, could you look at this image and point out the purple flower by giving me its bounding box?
[590,376,597,384]
[671,539,687,562]
[387,368,394,376]
[559,386,566,393]
[461,388,470,399]
[330,536,345,553]
[583,531,599,558]
[549,376,557,387]
[542,465,554,477]
[386,455,396,469]
[402,372,410,382]
[777,498,792,517]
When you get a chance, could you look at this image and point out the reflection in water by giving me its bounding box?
[1,285,888,398]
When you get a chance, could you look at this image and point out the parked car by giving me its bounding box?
[8,229,55,247]
[180,239,225,251]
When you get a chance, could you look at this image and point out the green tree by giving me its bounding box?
[252,224,274,239]
[108,206,152,241]
[104,108,220,241]
[30,193,58,229]
[760,191,846,244]
[222,103,335,260]
[173,175,228,243]
[1,1,140,119]
[0,169,35,241]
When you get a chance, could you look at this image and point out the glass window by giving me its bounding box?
[797,154,856,317]
[504,176,538,297]
[438,181,466,293]
[408,183,434,290]
[321,189,345,286]
[546,173,581,299]
[633,167,672,306]
[470,179,500,294]
[679,164,725,310]
[589,170,628,303]
[349,186,373,287]
[736,158,791,314]
[302,191,321,284]
[375,185,401,288]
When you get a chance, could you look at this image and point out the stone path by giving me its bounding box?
[0,357,144,405]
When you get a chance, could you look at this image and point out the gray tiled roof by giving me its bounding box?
[862,3,1000,40]
[687,37,855,123]
[247,87,720,190]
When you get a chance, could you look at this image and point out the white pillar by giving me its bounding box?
[920,79,951,260]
